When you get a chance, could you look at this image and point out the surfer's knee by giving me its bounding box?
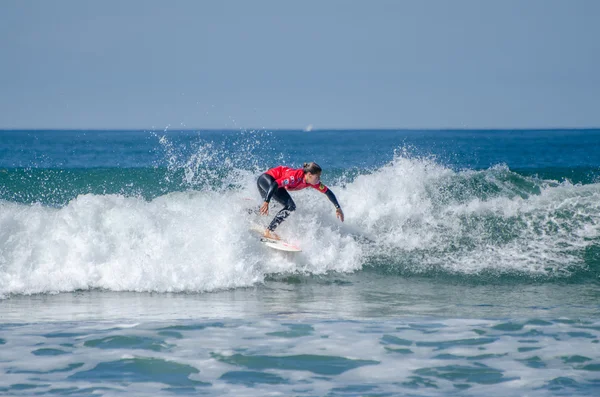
[286,201,296,212]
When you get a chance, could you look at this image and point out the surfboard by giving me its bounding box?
[260,237,302,252]
[249,223,302,252]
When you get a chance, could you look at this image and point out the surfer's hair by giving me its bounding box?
[303,162,322,174]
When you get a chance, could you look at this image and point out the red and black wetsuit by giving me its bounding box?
[257,166,341,231]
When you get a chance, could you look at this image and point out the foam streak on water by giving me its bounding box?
[1,315,599,396]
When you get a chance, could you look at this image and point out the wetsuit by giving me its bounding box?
[257,166,341,231]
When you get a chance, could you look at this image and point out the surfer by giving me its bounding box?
[257,162,344,240]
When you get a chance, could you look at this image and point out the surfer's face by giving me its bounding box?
[305,172,321,185]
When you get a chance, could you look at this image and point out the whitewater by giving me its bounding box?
[1,151,599,296]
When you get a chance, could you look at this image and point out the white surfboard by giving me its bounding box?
[260,237,302,252]
[249,223,302,252]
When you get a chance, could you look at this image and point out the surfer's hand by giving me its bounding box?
[260,202,269,215]
[336,208,344,222]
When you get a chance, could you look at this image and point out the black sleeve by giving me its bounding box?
[265,179,279,203]
[325,189,341,209]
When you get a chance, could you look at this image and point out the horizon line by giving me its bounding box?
[1,127,599,132]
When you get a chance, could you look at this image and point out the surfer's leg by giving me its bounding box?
[267,189,296,232]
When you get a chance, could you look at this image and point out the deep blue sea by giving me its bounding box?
[1,129,599,396]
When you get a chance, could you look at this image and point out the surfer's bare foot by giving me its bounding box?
[263,230,280,240]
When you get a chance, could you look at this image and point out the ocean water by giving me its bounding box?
[0,129,599,396]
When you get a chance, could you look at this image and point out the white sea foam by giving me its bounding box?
[0,185,364,296]
[342,155,600,276]
[1,152,599,296]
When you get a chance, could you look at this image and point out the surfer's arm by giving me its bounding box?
[311,183,341,210]
[264,178,279,203]
[260,180,278,216]
[324,189,344,222]
[324,189,341,209]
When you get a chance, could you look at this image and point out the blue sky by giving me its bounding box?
[1,0,599,129]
